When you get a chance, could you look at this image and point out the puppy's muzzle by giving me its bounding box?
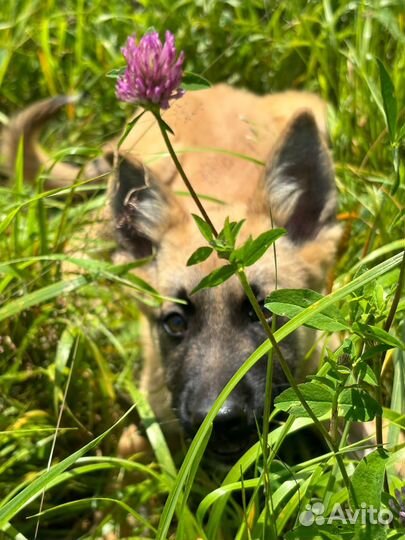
[183,396,258,459]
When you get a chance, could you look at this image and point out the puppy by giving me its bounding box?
[3,85,341,459]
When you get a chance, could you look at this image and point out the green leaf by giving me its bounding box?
[273,384,381,423]
[229,219,246,241]
[350,449,389,510]
[212,219,246,259]
[338,388,382,421]
[118,110,146,148]
[182,71,211,91]
[191,214,214,242]
[231,228,286,267]
[354,323,405,350]
[377,58,397,142]
[156,115,175,135]
[274,382,334,418]
[191,264,236,294]
[0,276,89,323]
[221,217,234,246]
[357,363,379,386]
[105,66,126,79]
[266,289,349,332]
[361,344,391,362]
[186,246,213,266]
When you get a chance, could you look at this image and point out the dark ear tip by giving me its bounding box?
[104,152,114,166]
[288,110,319,133]
[110,157,148,217]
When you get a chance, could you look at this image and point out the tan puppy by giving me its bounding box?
[4,85,341,459]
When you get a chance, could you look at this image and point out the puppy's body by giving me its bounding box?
[4,85,341,457]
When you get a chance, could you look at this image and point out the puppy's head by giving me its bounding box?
[111,111,341,458]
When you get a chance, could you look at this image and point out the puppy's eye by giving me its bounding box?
[247,300,272,324]
[162,313,188,337]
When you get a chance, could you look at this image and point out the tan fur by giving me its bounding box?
[110,85,328,205]
[4,85,342,457]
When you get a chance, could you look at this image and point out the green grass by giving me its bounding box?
[0,1,404,539]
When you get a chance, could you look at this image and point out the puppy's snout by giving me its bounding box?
[184,395,255,457]
[190,399,248,432]
[213,401,249,435]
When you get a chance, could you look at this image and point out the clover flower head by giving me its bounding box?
[116,30,185,110]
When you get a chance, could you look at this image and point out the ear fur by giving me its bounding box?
[263,111,337,242]
[111,156,185,258]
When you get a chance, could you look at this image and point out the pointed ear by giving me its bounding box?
[263,111,337,242]
[111,156,184,258]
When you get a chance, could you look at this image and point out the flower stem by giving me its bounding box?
[237,269,355,503]
[154,111,218,236]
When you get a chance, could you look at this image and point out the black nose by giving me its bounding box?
[213,402,249,434]
[190,399,248,431]
[188,398,254,456]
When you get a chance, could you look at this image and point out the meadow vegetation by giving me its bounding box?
[0,1,404,539]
